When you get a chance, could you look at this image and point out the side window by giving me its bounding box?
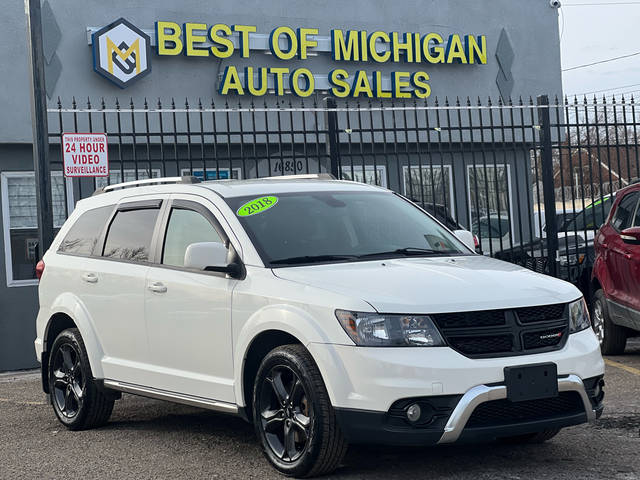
[58,206,113,256]
[162,208,223,267]
[611,193,639,232]
[103,208,160,262]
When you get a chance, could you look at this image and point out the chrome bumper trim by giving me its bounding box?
[103,379,238,414]
[437,374,595,444]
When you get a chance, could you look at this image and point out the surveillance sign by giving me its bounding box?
[62,133,109,177]
[92,18,151,88]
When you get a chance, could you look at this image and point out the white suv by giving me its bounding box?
[35,175,605,477]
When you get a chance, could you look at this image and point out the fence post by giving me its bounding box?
[25,0,55,257]
[536,95,558,277]
[324,97,340,178]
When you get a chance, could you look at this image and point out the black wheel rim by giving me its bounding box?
[259,365,312,463]
[51,343,84,419]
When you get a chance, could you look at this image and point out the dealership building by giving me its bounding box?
[0,0,563,370]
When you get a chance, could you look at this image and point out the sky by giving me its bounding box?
[560,1,640,99]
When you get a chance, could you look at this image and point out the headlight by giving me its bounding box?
[559,254,585,267]
[335,310,446,347]
[569,298,591,333]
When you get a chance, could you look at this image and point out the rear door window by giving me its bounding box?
[58,205,113,256]
[102,208,160,262]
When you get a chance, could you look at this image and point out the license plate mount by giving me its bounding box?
[504,363,558,402]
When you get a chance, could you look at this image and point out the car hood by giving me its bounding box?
[272,255,581,313]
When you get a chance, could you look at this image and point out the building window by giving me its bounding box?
[402,165,454,215]
[95,168,162,189]
[341,165,387,188]
[467,165,514,247]
[1,172,74,286]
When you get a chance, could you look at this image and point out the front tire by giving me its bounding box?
[48,328,115,430]
[252,344,347,477]
[593,289,627,355]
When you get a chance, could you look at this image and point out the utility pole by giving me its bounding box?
[25,0,55,257]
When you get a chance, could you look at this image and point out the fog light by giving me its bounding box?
[406,403,421,422]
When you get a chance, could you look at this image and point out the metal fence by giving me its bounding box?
[47,94,640,298]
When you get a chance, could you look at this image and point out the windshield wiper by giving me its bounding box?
[270,254,359,265]
[358,247,456,259]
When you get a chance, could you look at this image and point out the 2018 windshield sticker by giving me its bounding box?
[237,196,279,217]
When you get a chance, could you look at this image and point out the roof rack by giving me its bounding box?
[93,176,201,195]
[261,173,337,180]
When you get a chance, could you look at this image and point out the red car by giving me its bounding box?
[592,182,640,354]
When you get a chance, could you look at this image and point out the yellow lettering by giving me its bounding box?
[156,21,183,55]
[219,66,244,95]
[391,32,413,63]
[270,27,297,60]
[466,35,487,64]
[329,69,351,98]
[184,23,209,57]
[290,68,315,97]
[373,71,391,99]
[209,24,233,58]
[269,67,289,95]
[332,30,359,61]
[423,33,444,64]
[411,72,431,99]
[369,31,391,63]
[233,25,256,58]
[393,71,412,99]
[352,70,373,98]
[360,31,368,61]
[446,34,468,64]
[298,28,318,59]
[246,67,267,96]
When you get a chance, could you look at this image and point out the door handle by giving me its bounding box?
[81,273,98,284]
[148,282,167,294]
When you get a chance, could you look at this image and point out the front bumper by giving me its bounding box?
[334,374,604,446]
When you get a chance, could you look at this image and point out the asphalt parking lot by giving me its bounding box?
[2,341,640,480]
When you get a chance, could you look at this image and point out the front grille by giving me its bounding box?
[516,303,566,323]
[448,335,513,355]
[432,304,569,358]
[466,392,584,428]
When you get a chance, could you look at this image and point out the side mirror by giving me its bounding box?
[620,227,640,245]
[184,242,242,276]
[454,229,476,251]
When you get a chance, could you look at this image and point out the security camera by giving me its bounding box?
[550,0,561,7]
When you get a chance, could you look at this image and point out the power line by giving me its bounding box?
[567,82,640,96]
[562,50,640,71]
[563,2,640,5]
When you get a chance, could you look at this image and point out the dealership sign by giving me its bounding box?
[91,18,487,98]
[62,133,109,177]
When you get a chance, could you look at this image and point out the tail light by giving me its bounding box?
[35,260,45,281]
[473,235,480,249]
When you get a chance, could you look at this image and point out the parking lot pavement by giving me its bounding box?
[2,343,640,480]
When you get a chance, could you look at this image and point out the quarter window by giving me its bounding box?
[162,208,222,267]
[103,208,160,262]
[611,193,639,232]
[58,206,113,256]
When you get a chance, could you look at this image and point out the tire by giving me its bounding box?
[500,428,560,444]
[592,289,627,355]
[48,328,115,430]
[252,344,347,478]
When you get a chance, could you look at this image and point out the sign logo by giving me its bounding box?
[92,18,151,88]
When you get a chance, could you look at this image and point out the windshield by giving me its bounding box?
[227,191,470,266]
[561,196,613,232]
[473,217,510,238]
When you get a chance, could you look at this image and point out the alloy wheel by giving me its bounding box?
[259,365,312,463]
[593,299,605,345]
[51,343,85,418]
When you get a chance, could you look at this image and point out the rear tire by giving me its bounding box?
[500,428,560,444]
[48,328,115,430]
[252,344,347,478]
[593,289,627,355]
